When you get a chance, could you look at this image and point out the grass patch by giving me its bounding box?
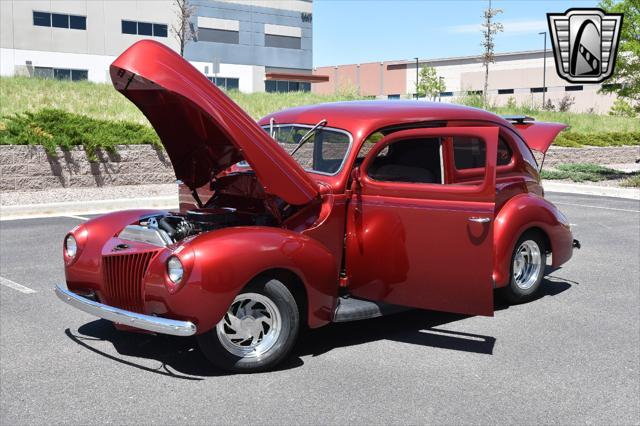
[0,77,360,125]
[554,131,640,147]
[621,175,640,187]
[541,163,638,183]
[492,106,640,134]
[2,76,640,135]
[0,109,160,161]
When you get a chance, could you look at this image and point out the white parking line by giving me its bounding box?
[65,215,89,221]
[554,202,640,213]
[0,277,37,294]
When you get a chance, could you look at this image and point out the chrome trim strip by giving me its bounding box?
[54,284,196,337]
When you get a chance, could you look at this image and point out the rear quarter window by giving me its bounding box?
[453,136,512,169]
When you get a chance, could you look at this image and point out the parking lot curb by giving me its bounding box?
[0,196,178,220]
[543,182,640,200]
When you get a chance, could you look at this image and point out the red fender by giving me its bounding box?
[65,209,166,292]
[143,227,339,333]
[493,194,574,287]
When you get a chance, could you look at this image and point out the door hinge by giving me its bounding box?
[339,273,349,288]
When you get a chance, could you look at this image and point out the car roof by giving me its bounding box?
[260,100,513,140]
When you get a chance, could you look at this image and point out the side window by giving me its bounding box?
[368,138,442,184]
[453,136,512,169]
[497,138,513,166]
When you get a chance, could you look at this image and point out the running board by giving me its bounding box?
[332,296,409,323]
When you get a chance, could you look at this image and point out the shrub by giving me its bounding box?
[0,109,160,161]
[455,91,484,108]
[543,99,555,111]
[558,94,575,112]
[609,98,637,117]
[621,175,640,187]
[554,131,640,147]
[541,163,622,182]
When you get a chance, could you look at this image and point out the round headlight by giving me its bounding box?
[167,256,184,283]
[65,235,77,259]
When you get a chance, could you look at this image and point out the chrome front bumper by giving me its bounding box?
[54,284,197,337]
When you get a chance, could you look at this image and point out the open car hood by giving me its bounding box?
[110,40,318,205]
[513,122,568,154]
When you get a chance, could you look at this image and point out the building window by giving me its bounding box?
[388,94,401,100]
[138,22,153,36]
[265,80,310,93]
[33,11,51,27]
[265,34,301,49]
[33,11,86,30]
[122,20,137,34]
[530,87,548,93]
[198,28,239,44]
[34,67,88,81]
[51,13,68,28]
[207,77,240,91]
[439,91,454,97]
[69,15,86,30]
[498,88,514,94]
[153,23,168,37]
[565,85,583,91]
[121,20,168,37]
[468,90,483,95]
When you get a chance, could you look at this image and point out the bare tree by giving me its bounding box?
[481,0,503,108]
[172,0,197,57]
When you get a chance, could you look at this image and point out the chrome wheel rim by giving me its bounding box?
[216,293,282,358]
[513,240,542,290]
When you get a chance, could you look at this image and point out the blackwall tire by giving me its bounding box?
[197,277,300,373]
[500,230,547,304]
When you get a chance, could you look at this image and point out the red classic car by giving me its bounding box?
[56,41,579,372]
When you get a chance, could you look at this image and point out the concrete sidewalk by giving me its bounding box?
[0,184,178,220]
[1,181,638,220]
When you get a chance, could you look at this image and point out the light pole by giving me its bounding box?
[414,57,419,100]
[539,31,547,108]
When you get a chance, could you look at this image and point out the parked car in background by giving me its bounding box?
[56,41,579,373]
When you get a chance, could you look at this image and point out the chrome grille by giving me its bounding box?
[102,251,157,313]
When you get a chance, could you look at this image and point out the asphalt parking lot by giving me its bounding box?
[1,192,638,424]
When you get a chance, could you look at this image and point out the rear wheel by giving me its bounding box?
[197,277,300,373]
[500,231,547,304]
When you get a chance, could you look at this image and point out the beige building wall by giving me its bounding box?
[314,50,618,113]
[1,0,178,82]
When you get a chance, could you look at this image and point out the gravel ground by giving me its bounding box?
[0,193,638,424]
[0,184,177,206]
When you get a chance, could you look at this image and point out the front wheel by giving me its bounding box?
[197,277,300,373]
[500,231,547,304]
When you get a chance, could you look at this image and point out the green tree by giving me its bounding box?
[481,0,503,108]
[416,65,446,100]
[599,0,639,112]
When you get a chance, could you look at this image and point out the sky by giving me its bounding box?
[312,0,600,67]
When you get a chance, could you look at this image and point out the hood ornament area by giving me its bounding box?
[547,8,623,84]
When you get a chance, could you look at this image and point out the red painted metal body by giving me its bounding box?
[63,41,575,335]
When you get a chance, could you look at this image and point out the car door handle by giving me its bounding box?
[468,217,491,223]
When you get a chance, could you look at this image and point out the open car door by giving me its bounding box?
[345,127,498,316]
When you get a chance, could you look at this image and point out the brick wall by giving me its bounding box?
[0,145,175,191]
[0,144,638,192]
[539,146,640,167]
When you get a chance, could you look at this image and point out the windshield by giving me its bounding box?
[263,125,352,175]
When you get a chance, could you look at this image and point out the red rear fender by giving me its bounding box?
[494,194,573,287]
